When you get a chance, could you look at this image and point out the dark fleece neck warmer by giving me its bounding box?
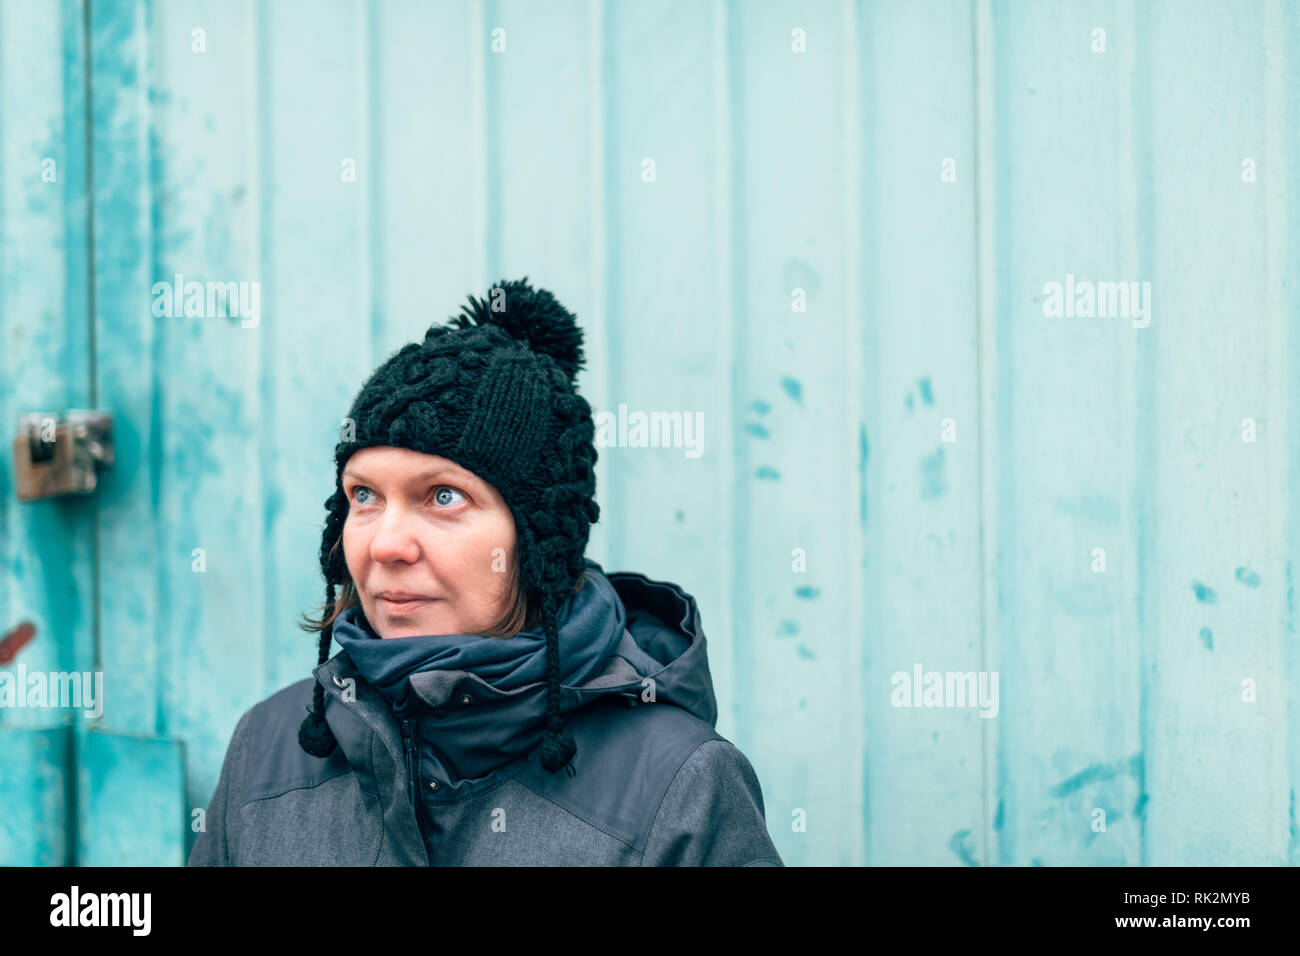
[332,560,626,718]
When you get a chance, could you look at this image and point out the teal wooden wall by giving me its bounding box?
[1,0,1298,866]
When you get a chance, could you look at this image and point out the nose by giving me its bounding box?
[368,504,421,564]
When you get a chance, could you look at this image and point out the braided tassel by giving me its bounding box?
[537,591,577,774]
[298,581,339,757]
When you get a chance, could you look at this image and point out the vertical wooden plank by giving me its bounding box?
[591,0,749,836]
[90,0,162,737]
[259,0,370,693]
[983,0,1146,865]
[85,0,191,866]
[483,0,740,739]
[0,0,94,865]
[482,0,616,568]
[1138,0,1291,864]
[862,0,986,865]
[371,0,480,356]
[142,0,267,837]
[485,0,592,287]
[595,0,737,659]
[725,0,861,865]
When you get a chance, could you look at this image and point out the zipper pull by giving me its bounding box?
[401,717,417,792]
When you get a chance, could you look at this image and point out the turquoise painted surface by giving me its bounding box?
[0,0,1298,866]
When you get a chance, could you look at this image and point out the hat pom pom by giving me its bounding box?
[444,276,586,384]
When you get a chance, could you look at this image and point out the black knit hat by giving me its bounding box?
[297,277,600,773]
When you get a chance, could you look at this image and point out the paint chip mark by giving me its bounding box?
[920,446,948,500]
[798,698,806,709]
[1235,566,1261,588]
[781,377,803,404]
[750,399,771,416]
[1048,753,1142,798]
[794,586,820,600]
[948,829,979,867]
[755,465,781,481]
[905,392,914,413]
[993,798,1004,832]
[778,619,799,637]
[743,423,770,439]
[796,644,815,660]
[1199,627,1212,650]
[1191,581,1217,604]
[0,621,36,665]
[674,510,685,523]
[918,376,934,406]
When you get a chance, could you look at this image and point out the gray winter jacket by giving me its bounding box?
[188,569,783,866]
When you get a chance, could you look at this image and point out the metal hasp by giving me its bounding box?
[13,410,115,501]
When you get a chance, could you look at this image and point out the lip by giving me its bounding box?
[376,591,433,602]
[374,592,438,615]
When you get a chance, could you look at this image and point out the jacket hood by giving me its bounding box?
[311,561,718,798]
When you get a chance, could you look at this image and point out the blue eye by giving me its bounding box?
[433,486,465,507]
[351,485,374,505]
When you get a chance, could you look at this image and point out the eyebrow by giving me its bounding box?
[342,466,477,490]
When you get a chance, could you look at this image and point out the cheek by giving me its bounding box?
[484,514,517,583]
[446,517,516,592]
[341,519,367,574]
[489,508,516,551]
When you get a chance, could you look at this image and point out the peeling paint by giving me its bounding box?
[0,622,37,664]
[920,447,947,500]
[918,376,934,406]
[1049,753,1142,798]
[948,829,979,866]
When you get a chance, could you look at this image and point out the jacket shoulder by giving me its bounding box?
[640,736,784,866]
[230,678,352,805]
[248,676,315,724]
[512,696,724,853]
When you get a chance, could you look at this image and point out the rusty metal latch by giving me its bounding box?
[13,410,114,501]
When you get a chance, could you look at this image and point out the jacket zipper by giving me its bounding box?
[323,675,432,864]
[401,716,429,848]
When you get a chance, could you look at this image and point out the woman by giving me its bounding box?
[188,278,783,866]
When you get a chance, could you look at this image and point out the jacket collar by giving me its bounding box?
[310,568,719,800]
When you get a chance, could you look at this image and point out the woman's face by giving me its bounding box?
[341,446,518,639]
